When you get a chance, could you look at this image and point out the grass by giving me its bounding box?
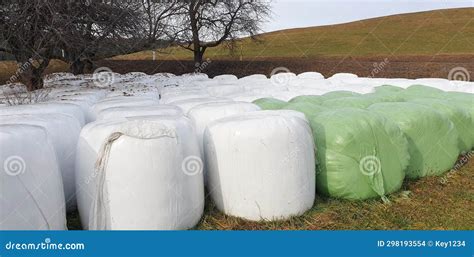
[113,8,474,61]
[68,153,474,230]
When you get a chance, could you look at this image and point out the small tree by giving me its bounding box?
[173,0,271,64]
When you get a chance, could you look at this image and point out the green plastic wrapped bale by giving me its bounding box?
[283,102,329,119]
[252,98,287,110]
[319,91,361,101]
[409,98,473,152]
[321,96,377,109]
[444,92,474,120]
[310,108,409,200]
[373,85,404,94]
[289,95,322,105]
[363,92,406,103]
[396,85,444,100]
[368,102,460,179]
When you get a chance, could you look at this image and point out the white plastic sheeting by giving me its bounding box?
[91,97,159,121]
[204,110,315,221]
[0,114,81,211]
[0,124,66,230]
[76,116,204,230]
[96,105,183,120]
[169,97,232,114]
[0,103,86,126]
[188,101,261,166]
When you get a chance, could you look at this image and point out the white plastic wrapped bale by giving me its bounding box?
[0,124,66,230]
[188,102,261,165]
[169,97,231,114]
[96,105,183,120]
[213,74,238,81]
[297,72,324,79]
[238,74,268,82]
[76,116,204,230]
[0,103,86,126]
[204,110,315,221]
[228,93,272,103]
[91,97,159,121]
[0,114,81,211]
[49,99,94,123]
[206,84,244,97]
[161,91,211,104]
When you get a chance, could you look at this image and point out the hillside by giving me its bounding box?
[114,8,474,60]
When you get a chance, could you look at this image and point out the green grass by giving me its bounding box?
[113,8,474,61]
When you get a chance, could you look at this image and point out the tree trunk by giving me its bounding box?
[193,48,204,65]
[19,66,44,91]
[70,59,85,75]
[18,58,50,91]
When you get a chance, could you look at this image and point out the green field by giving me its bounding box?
[114,8,474,61]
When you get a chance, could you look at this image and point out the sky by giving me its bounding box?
[264,0,474,32]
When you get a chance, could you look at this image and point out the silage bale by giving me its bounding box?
[96,105,183,120]
[188,102,261,160]
[91,97,159,120]
[319,91,361,101]
[204,111,315,221]
[289,95,323,105]
[362,92,406,103]
[213,74,238,81]
[252,98,287,110]
[373,85,404,94]
[369,102,459,178]
[321,96,378,109]
[0,114,81,211]
[310,108,409,200]
[169,97,231,114]
[297,72,324,79]
[396,84,444,100]
[0,102,86,126]
[409,98,473,151]
[0,124,66,230]
[76,116,204,230]
[283,102,329,120]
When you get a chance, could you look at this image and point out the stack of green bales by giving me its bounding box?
[252,85,469,200]
[368,102,460,179]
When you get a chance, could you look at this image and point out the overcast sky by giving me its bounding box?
[264,0,474,32]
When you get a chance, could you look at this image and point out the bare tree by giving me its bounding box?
[0,0,59,91]
[52,0,144,74]
[140,0,185,48]
[172,0,271,64]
